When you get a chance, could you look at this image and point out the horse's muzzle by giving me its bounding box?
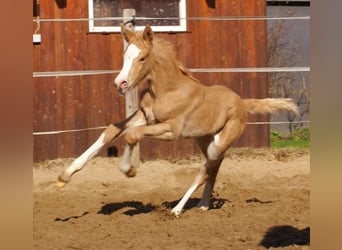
[117,81,128,95]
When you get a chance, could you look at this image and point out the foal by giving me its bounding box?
[57,24,298,217]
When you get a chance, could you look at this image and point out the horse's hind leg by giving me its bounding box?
[196,158,223,210]
[171,118,245,217]
[56,109,147,187]
[170,136,216,217]
[170,157,223,217]
[170,165,208,217]
[196,118,246,210]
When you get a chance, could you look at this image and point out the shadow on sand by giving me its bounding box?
[54,211,89,222]
[97,197,229,216]
[259,225,310,248]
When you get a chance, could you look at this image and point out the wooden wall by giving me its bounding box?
[33,0,268,162]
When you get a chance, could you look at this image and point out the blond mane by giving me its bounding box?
[151,37,199,83]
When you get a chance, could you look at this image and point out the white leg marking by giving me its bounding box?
[119,145,132,174]
[171,184,199,217]
[65,133,106,176]
[207,134,221,160]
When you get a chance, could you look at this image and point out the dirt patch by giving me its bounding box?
[33,149,310,249]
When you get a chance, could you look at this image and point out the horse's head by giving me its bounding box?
[114,24,154,95]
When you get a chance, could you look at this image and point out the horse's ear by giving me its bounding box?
[143,24,153,44]
[121,24,134,43]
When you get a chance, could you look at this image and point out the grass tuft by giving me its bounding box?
[270,128,310,148]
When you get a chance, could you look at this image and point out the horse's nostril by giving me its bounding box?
[116,81,128,95]
[120,81,128,90]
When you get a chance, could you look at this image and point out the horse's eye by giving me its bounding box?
[139,57,145,62]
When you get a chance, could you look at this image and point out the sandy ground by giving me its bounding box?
[33,149,310,249]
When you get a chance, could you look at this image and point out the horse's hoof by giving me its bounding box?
[125,167,136,178]
[56,181,67,187]
[196,202,209,211]
[56,174,70,187]
[171,208,182,218]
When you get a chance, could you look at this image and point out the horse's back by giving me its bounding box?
[203,84,243,111]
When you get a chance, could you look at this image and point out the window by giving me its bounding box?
[89,0,187,32]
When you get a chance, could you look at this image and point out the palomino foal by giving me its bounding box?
[57,24,298,217]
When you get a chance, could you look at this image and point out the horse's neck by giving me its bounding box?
[149,59,183,97]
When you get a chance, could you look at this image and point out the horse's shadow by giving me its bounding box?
[162,197,228,210]
[54,211,89,222]
[98,201,155,216]
[54,198,228,222]
[259,225,310,248]
[97,197,229,216]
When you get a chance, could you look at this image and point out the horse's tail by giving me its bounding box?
[242,98,299,115]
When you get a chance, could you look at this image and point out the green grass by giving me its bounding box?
[270,128,310,148]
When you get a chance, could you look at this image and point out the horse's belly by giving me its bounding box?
[180,115,226,137]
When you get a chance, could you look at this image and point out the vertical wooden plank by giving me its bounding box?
[33,78,58,161]
[122,9,140,166]
[254,0,269,146]
[61,1,88,157]
[43,1,74,158]
[33,0,59,161]
[123,9,139,118]
[85,34,108,156]
[236,0,269,147]
[196,0,220,86]
[71,1,93,157]
[73,76,88,156]
[174,0,201,158]
[218,0,241,92]
[105,33,127,156]
[178,0,200,68]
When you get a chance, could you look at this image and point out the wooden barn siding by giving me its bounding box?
[33,0,268,162]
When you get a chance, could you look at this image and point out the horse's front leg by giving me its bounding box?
[56,110,147,187]
[123,123,175,145]
[118,144,138,177]
[119,123,174,176]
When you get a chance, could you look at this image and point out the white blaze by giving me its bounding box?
[114,44,141,87]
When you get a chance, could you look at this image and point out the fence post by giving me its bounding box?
[123,9,140,169]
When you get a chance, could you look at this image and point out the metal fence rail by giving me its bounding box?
[33,11,310,136]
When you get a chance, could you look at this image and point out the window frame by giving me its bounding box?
[88,0,187,33]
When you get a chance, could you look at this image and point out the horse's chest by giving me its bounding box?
[152,105,173,122]
[151,98,183,122]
